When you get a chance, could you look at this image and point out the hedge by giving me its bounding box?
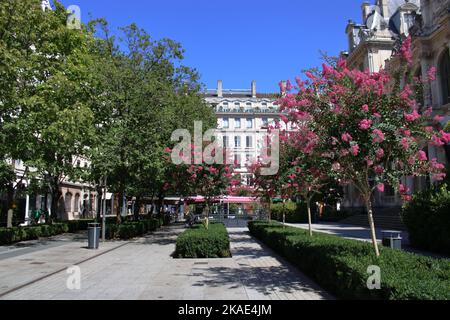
[248,221,450,300]
[0,223,69,245]
[67,219,96,233]
[175,223,231,258]
[105,219,162,240]
[402,184,450,255]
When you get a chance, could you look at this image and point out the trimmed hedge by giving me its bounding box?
[402,184,450,255]
[67,219,96,233]
[105,219,162,240]
[175,223,231,258]
[0,223,69,245]
[248,221,450,300]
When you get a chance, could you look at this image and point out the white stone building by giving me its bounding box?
[203,81,280,184]
[341,0,450,213]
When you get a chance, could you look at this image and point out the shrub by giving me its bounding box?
[402,184,450,255]
[67,219,95,233]
[0,223,69,246]
[175,223,231,258]
[248,221,450,300]
[105,219,162,240]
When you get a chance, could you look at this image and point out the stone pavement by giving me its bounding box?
[0,224,332,300]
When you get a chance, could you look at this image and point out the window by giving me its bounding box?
[439,48,450,105]
[65,193,73,213]
[223,118,229,129]
[246,136,253,148]
[246,119,253,129]
[235,118,241,128]
[245,154,251,163]
[262,117,269,127]
[74,194,80,213]
[234,154,241,168]
[223,136,228,148]
[234,136,241,148]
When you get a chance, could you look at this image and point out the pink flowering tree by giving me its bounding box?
[277,123,333,236]
[280,38,448,256]
[248,160,281,222]
[164,144,236,229]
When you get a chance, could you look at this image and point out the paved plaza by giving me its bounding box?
[0,224,332,300]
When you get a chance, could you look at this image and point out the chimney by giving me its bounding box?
[251,80,257,98]
[378,0,389,18]
[217,80,223,98]
[361,2,371,21]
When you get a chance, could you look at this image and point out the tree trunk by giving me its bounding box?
[268,199,272,223]
[306,198,313,237]
[134,196,141,221]
[205,202,210,230]
[50,189,61,223]
[96,185,103,221]
[365,198,381,257]
[117,189,124,224]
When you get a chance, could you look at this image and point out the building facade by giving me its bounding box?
[204,81,279,184]
[341,0,450,213]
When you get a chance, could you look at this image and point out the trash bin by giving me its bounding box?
[381,230,402,250]
[88,223,101,249]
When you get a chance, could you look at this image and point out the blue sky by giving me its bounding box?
[59,0,363,93]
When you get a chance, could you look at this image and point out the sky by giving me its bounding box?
[58,0,363,93]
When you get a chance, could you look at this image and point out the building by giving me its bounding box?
[203,81,280,184]
[344,0,420,72]
[341,0,450,213]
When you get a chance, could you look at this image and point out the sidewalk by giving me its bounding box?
[0,224,332,300]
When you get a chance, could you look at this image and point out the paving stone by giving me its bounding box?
[0,224,333,300]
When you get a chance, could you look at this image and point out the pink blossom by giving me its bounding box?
[431,135,445,146]
[361,104,369,112]
[372,129,385,143]
[404,110,420,122]
[341,133,353,143]
[418,151,428,161]
[366,157,374,167]
[433,173,447,181]
[373,113,382,118]
[332,162,341,171]
[431,158,445,171]
[375,148,385,159]
[399,184,410,194]
[350,144,360,156]
[399,36,413,64]
[359,119,373,130]
[440,130,450,144]
[433,115,444,123]
[377,184,385,193]
[401,138,410,150]
[374,166,384,174]
[427,67,437,81]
